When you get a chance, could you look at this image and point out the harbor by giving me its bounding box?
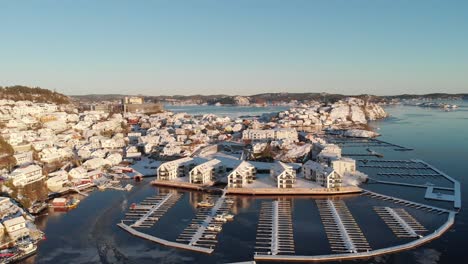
[121,192,182,228]
[255,200,295,256]
[317,199,371,253]
[176,190,235,252]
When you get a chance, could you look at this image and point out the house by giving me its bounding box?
[316,144,342,164]
[46,170,70,192]
[106,153,122,166]
[189,159,224,185]
[82,158,110,170]
[227,161,256,188]
[125,146,141,159]
[162,143,182,157]
[87,169,103,180]
[39,147,62,163]
[3,216,29,241]
[68,166,88,180]
[330,158,356,176]
[13,151,33,165]
[270,161,296,188]
[9,165,44,187]
[7,132,24,146]
[157,157,195,180]
[302,160,342,188]
[242,128,298,141]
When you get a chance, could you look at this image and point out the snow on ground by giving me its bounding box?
[130,156,162,177]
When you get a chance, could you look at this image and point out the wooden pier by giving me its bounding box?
[255,201,295,256]
[316,200,370,253]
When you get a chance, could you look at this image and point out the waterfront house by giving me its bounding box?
[189,159,224,184]
[3,216,29,241]
[82,158,110,171]
[330,157,356,176]
[46,170,70,192]
[227,161,256,188]
[68,166,88,180]
[302,160,342,188]
[157,157,195,180]
[270,161,296,188]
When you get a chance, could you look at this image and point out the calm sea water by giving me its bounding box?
[23,102,467,264]
[164,104,289,118]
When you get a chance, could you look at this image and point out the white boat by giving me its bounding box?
[207,224,222,232]
[203,234,216,239]
[214,215,227,222]
[221,213,234,221]
[197,200,214,207]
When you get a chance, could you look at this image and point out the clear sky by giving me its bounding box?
[1,0,467,96]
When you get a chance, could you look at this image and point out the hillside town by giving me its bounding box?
[0,93,387,262]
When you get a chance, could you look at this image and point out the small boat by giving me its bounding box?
[197,200,214,207]
[67,198,80,209]
[214,215,227,222]
[221,213,234,221]
[29,202,48,215]
[207,224,222,232]
[50,197,80,210]
[203,234,216,239]
[225,199,235,204]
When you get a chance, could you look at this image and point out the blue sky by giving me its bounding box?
[1,0,467,96]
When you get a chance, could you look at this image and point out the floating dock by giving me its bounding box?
[362,190,452,214]
[176,190,234,251]
[374,207,427,238]
[316,200,370,253]
[255,201,295,255]
[117,222,214,254]
[122,192,182,228]
[359,159,461,210]
[326,137,413,151]
[254,212,455,262]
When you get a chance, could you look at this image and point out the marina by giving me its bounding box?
[316,199,371,253]
[122,192,183,228]
[176,190,235,251]
[255,200,295,256]
[358,159,461,209]
[326,137,414,151]
[374,206,427,238]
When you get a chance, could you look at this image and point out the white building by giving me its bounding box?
[13,151,33,165]
[227,161,256,188]
[242,128,298,141]
[9,165,44,187]
[189,159,224,184]
[316,144,342,164]
[46,170,70,192]
[330,158,356,176]
[68,166,88,180]
[157,157,195,180]
[270,161,296,188]
[302,160,342,188]
[3,216,29,241]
